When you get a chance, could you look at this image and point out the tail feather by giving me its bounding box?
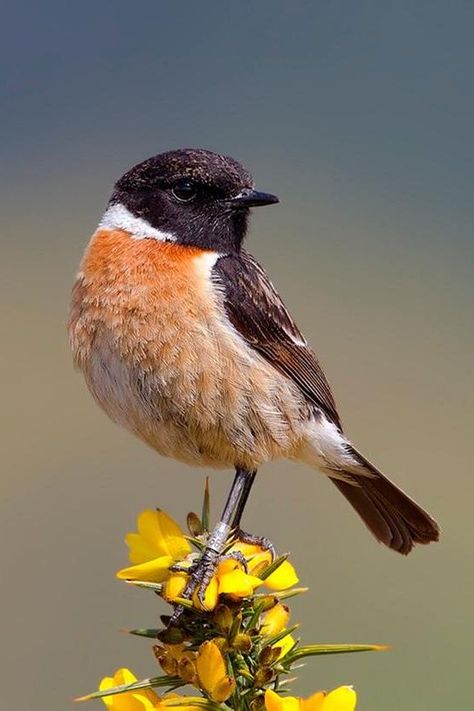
[330,447,439,555]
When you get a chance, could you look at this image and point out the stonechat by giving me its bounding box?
[69,148,438,584]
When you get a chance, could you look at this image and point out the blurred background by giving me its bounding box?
[2,2,473,709]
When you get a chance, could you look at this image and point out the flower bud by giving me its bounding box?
[254,667,274,686]
[212,636,229,654]
[186,512,203,536]
[178,656,197,683]
[153,646,178,676]
[232,633,253,652]
[259,595,279,612]
[249,698,265,711]
[258,646,281,667]
[213,603,233,633]
[152,644,164,660]
[157,626,186,644]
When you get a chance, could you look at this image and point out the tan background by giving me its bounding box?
[2,3,473,710]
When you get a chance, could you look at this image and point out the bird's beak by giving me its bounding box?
[227,188,279,208]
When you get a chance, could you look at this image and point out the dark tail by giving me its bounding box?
[330,447,439,555]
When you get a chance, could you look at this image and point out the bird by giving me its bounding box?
[69,148,439,593]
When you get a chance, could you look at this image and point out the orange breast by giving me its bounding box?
[81,228,205,304]
[71,229,216,367]
[69,228,307,470]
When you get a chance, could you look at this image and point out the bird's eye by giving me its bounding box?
[171,179,198,202]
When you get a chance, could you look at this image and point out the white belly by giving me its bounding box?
[83,324,309,471]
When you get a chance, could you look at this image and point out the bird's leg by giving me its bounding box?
[187,468,257,598]
[225,469,276,558]
[169,468,256,622]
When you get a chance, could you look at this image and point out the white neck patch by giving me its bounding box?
[98,203,176,242]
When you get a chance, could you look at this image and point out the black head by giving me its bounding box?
[109,149,278,252]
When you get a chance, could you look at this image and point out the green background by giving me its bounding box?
[2,3,473,709]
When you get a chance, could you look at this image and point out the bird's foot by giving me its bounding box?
[168,522,274,626]
[168,547,249,625]
[236,529,276,559]
[168,547,218,625]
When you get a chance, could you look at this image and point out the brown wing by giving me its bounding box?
[213,251,342,429]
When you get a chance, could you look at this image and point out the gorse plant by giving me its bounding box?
[77,482,385,711]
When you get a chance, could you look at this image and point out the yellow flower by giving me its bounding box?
[195,640,236,702]
[265,687,357,711]
[230,542,299,590]
[99,668,159,711]
[116,510,298,611]
[168,558,262,612]
[261,603,290,637]
[97,669,201,711]
[117,510,191,583]
[163,572,188,601]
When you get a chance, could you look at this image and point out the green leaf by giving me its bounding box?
[244,600,266,631]
[284,643,388,663]
[258,554,289,581]
[184,535,205,551]
[172,596,199,610]
[126,628,160,639]
[163,697,221,710]
[271,587,309,601]
[124,580,163,592]
[235,666,254,681]
[263,624,299,648]
[201,477,210,532]
[254,587,308,602]
[75,675,182,702]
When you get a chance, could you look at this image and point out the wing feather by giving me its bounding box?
[213,251,342,428]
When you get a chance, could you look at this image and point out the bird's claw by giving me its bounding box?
[168,549,250,625]
[193,550,219,605]
[221,550,248,572]
[168,528,274,626]
[236,529,276,559]
[169,548,219,625]
[169,561,192,574]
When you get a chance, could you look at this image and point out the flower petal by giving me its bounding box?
[321,687,357,711]
[230,541,263,557]
[100,668,138,689]
[126,532,162,566]
[212,676,236,703]
[192,574,219,611]
[163,572,188,601]
[231,547,273,577]
[196,641,227,698]
[248,552,274,577]
[137,510,191,560]
[265,690,301,711]
[116,555,173,582]
[217,558,241,575]
[99,669,159,711]
[265,560,299,590]
[261,603,290,637]
[218,569,262,597]
[301,692,325,711]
